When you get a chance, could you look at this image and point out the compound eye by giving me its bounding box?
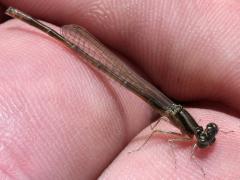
[206,123,218,136]
[209,137,216,145]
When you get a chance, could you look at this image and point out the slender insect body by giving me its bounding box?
[5,7,218,149]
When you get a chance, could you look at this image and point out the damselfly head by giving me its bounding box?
[195,123,218,148]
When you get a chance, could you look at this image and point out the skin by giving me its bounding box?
[0,0,239,179]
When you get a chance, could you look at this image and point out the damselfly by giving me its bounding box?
[5,7,218,150]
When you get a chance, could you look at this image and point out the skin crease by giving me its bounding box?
[0,0,239,179]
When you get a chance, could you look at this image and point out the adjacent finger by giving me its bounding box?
[1,1,240,111]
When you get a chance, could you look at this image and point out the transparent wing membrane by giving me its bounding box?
[61,24,174,111]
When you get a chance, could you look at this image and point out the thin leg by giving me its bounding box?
[168,141,205,177]
[168,138,205,177]
[191,143,198,157]
[220,129,234,134]
[190,144,206,177]
[150,116,171,130]
[168,137,193,143]
[150,119,161,130]
[167,136,193,169]
[129,129,184,153]
[129,129,194,173]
